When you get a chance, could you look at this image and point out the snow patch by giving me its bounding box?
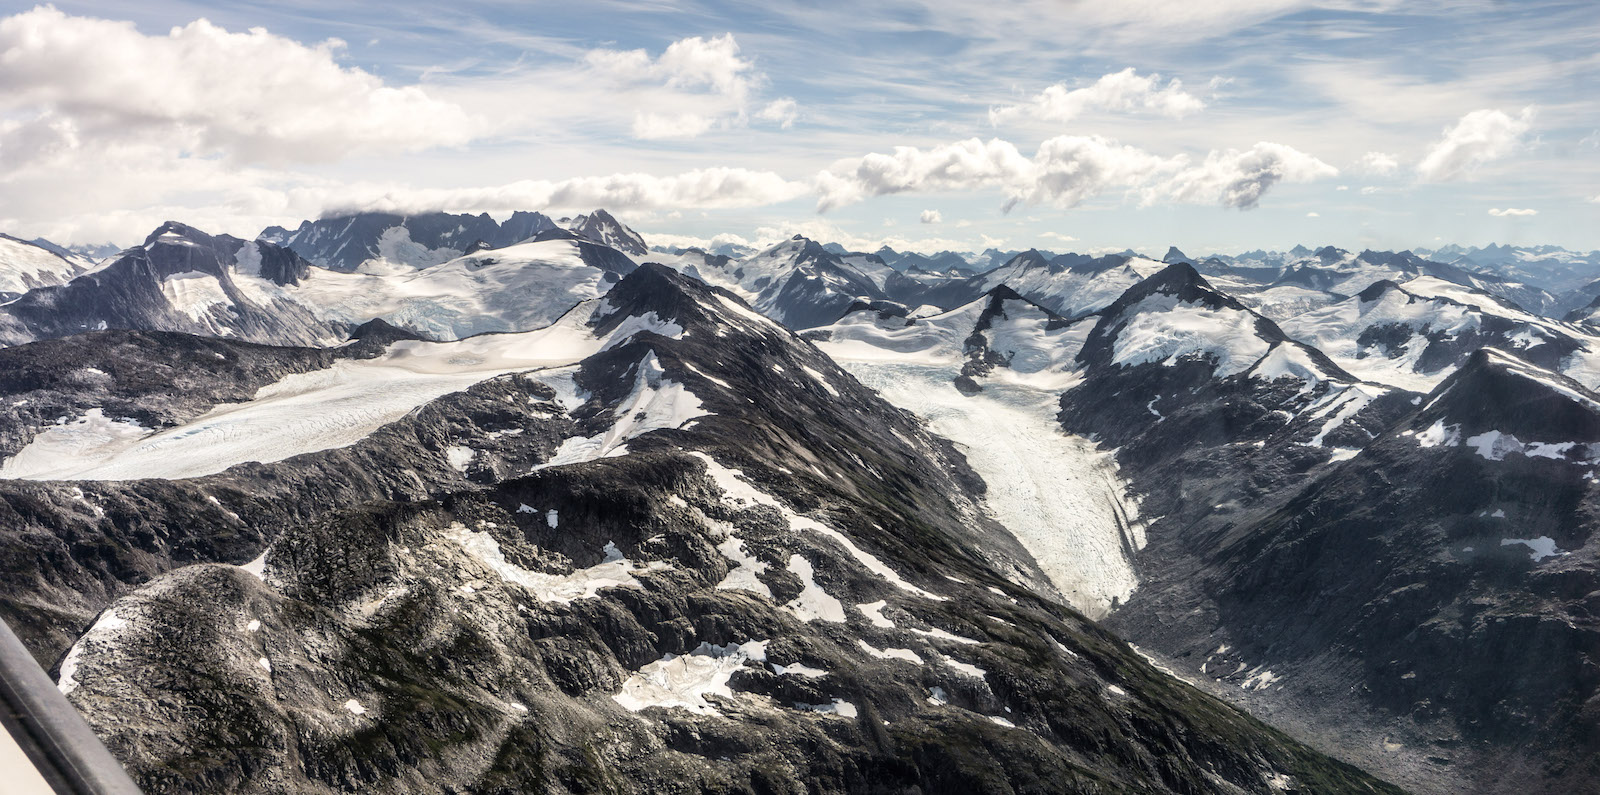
[784,555,847,623]
[857,600,895,628]
[1500,536,1566,561]
[539,351,707,469]
[612,640,768,715]
[856,639,923,664]
[447,523,668,603]
[56,608,128,695]
[445,446,476,472]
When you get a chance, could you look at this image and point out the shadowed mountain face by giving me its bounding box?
[0,264,1400,794]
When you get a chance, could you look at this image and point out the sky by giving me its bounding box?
[0,0,1596,256]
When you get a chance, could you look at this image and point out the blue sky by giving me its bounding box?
[1,0,1596,255]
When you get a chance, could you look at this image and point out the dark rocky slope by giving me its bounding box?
[1,266,1401,793]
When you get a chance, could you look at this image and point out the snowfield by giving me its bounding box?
[1,301,620,480]
[824,358,1143,619]
[232,238,611,341]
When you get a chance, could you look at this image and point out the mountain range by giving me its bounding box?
[3,208,1598,794]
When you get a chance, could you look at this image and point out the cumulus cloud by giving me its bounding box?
[1416,107,1535,182]
[1150,142,1338,209]
[0,6,481,166]
[1359,151,1399,176]
[586,33,758,104]
[1487,207,1537,217]
[584,33,793,138]
[1306,211,1320,217]
[920,209,942,224]
[815,135,1333,213]
[989,68,1204,125]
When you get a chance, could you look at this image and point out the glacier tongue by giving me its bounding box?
[0,301,611,481]
[830,359,1143,619]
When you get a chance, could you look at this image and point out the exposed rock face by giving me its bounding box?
[265,211,560,272]
[0,265,1400,794]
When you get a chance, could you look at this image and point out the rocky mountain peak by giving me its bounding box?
[1417,347,1600,441]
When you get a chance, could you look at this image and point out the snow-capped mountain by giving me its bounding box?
[265,208,648,273]
[1427,242,1600,294]
[1279,275,1600,392]
[0,222,342,347]
[264,210,560,271]
[557,208,648,256]
[659,235,892,329]
[0,264,1398,794]
[0,233,98,300]
[0,222,639,347]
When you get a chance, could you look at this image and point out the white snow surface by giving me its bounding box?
[444,446,476,472]
[160,271,232,321]
[56,608,129,695]
[856,639,924,664]
[817,294,1088,391]
[447,522,669,604]
[233,238,610,342]
[1110,294,1271,378]
[0,235,91,295]
[1500,536,1566,561]
[784,554,847,623]
[539,351,706,469]
[817,359,1142,619]
[977,256,1165,318]
[1,302,616,480]
[612,640,768,715]
[1,410,154,480]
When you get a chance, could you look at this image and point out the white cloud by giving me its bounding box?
[757,98,799,129]
[319,167,810,217]
[1359,151,1399,176]
[1154,142,1339,209]
[1016,136,1184,209]
[990,68,1204,125]
[1361,186,1383,195]
[1416,107,1535,182]
[1487,207,1537,217]
[642,231,755,251]
[815,137,1036,211]
[920,209,943,224]
[0,7,481,166]
[1041,232,1078,242]
[586,33,758,105]
[584,33,789,139]
[1336,185,1350,190]
[1307,211,1320,217]
[815,135,1333,213]
[632,113,716,140]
